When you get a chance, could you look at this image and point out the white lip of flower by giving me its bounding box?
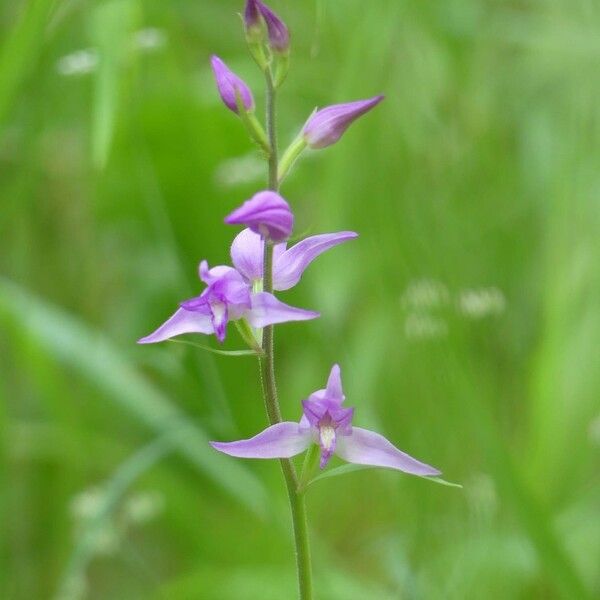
[319,425,336,451]
[210,300,227,322]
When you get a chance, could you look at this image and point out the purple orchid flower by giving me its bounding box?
[303,95,385,149]
[229,227,358,290]
[211,364,441,476]
[138,260,318,345]
[245,0,290,52]
[138,226,357,345]
[225,191,293,242]
[211,55,255,114]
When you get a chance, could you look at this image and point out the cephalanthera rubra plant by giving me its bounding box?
[138,2,456,597]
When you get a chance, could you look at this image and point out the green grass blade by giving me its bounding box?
[0,0,55,130]
[308,463,463,489]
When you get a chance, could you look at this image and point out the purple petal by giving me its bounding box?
[137,307,213,344]
[231,228,287,283]
[302,96,384,149]
[199,261,237,285]
[230,229,264,282]
[225,191,293,243]
[210,55,254,114]
[325,363,344,401]
[211,422,311,459]
[245,292,319,328]
[244,0,261,30]
[273,231,358,291]
[256,1,289,52]
[336,427,441,476]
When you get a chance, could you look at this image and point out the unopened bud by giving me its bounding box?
[211,55,254,114]
[302,95,384,149]
[225,191,293,242]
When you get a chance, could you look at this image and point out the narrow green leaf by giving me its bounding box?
[89,0,140,169]
[168,338,259,357]
[0,0,55,130]
[308,463,462,489]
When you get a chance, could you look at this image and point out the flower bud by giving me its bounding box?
[245,0,290,53]
[210,55,254,114]
[244,0,262,39]
[302,95,384,149]
[225,191,293,242]
[258,1,289,52]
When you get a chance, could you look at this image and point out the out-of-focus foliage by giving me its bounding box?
[1,0,599,598]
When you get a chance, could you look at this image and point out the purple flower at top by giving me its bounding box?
[225,191,293,242]
[303,95,385,149]
[211,364,441,476]
[229,227,358,290]
[257,0,289,52]
[244,0,290,52]
[244,0,261,31]
[211,55,254,114]
[138,260,318,345]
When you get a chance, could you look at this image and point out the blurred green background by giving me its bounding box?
[1,0,599,598]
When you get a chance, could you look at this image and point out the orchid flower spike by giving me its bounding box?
[303,95,385,149]
[211,364,441,476]
[137,260,318,345]
[225,191,293,242]
[230,227,358,290]
[245,0,290,53]
[211,55,254,114]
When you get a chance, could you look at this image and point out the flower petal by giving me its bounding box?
[302,96,384,149]
[325,363,344,401]
[211,422,311,459]
[137,307,214,344]
[245,292,319,328]
[199,260,237,285]
[273,231,358,291]
[230,229,288,283]
[225,191,293,243]
[336,427,441,476]
[230,228,264,282]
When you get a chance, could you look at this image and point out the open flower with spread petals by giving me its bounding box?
[138,226,357,345]
[303,95,384,149]
[229,227,358,290]
[138,260,318,345]
[211,364,441,476]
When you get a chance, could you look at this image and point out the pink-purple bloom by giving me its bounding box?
[138,227,357,345]
[303,95,385,149]
[245,0,290,52]
[230,227,358,290]
[211,364,441,475]
[225,191,293,242]
[211,55,255,114]
[138,262,316,344]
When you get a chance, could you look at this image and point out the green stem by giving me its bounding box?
[258,68,313,600]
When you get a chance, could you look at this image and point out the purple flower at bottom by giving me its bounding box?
[211,364,441,476]
[225,191,293,242]
[303,95,385,149]
[138,261,318,345]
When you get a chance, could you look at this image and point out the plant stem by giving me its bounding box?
[258,68,313,600]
